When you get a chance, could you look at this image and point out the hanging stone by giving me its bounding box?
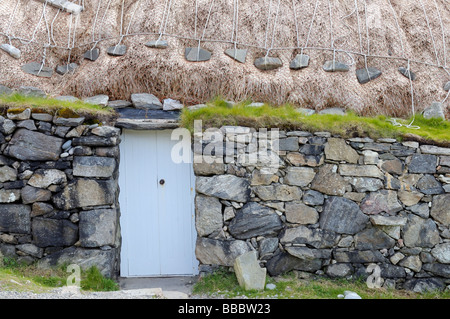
[185,47,212,62]
[289,54,309,70]
[21,62,53,78]
[107,44,127,56]
[56,63,78,75]
[0,43,21,59]
[254,56,282,71]
[356,67,382,84]
[323,60,349,72]
[398,67,416,81]
[145,39,168,49]
[84,48,100,61]
[444,81,450,91]
[224,48,247,63]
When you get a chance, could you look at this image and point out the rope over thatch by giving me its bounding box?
[0,0,448,119]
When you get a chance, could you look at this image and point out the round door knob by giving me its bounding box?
[159,179,165,185]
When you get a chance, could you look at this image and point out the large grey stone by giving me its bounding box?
[131,93,162,109]
[195,195,223,237]
[79,209,117,247]
[289,54,309,70]
[354,228,396,250]
[278,137,299,151]
[346,177,383,192]
[18,86,46,98]
[310,164,349,196]
[185,47,212,62]
[0,116,16,135]
[224,48,248,63]
[0,204,31,234]
[339,164,383,179]
[28,169,67,188]
[422,263,450,278]
[280,225,338,249]
[431,243,450,264]
[408,154,437,173]
[228,202,282,239]
[323,60,349,72]
[430,194,450,225]
[422,102,445,120]
[53,179,116,210]
[320,196,369,234]
[285,246,332,260]
[326,263,354,278]
[37,247,117,278]
[83,95,109,106]
[21,62,53,78]
[324,138,359,163]
[266,251,322,276]
[253,184,302,201]
[420,145,450,156]
[360,190,402,215]
[0,189,20,203]
[196,175,250,202]
[6,129,63,161]
[284,167,315,187]
[403,214,440,248]
[72,136,119,147]
[234,251,266,291]
[195,237,253,267]
[333,250,386,263]
[417,174,444,195]
[0,166,17,182]
[73,156,116,178]
[356,67,382,84]
[285,201,319,225]
[254,56,282,70]
[32,217,78,247]
[404,278,446,293]
[16,244,43,258]
[302,190,324,206]
[369,215,407,226]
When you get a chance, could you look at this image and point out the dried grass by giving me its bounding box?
[0,0,448,118]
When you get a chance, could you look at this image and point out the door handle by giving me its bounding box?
[159,179,165,185]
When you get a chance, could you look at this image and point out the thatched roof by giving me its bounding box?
[0,0,448,118]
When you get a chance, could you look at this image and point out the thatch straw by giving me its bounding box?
[0,0,448,118]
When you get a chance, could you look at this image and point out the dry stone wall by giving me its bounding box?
[0,106,121,278]
[194,127,450,292]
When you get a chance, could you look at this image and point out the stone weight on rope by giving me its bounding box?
[356,67,382,84]
[21,62,53,78]
[254,57,282,71]
[224,49,247,64]
[56,63,78,75]
[323,60,349,72]
[398,67,416,81]
[107,45,127,57]
[84,48,100,61]
[185,47,211,62]
[145,40,168,49]
[422,102,445,120]
[443,81,450,91]
[289,54,309,70]
[0,43,21,59]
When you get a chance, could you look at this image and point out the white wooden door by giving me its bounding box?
[119,129,198,277]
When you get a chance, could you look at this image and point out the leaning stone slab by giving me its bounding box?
[79,209,117,247]
[228,202,283,239]
[6,129,63,161]
[0,43,21,59]
[21,62,53,78]
[0,204,31,234]
[224,48,247,63]
[185,47,212,62]
[73,156,116,178]
[356,67,382,84]
[320,196,369,235]
[196,175,250,202]
[254,56,282,70]
[234,251,266,291]
[323,60,349,72]
[195,237,253,267]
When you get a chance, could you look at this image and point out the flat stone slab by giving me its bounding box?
[145,39,168,49]
[254,56,282,70]
[21,62,53,78]
[84,48,100,61]
[289,54,309,70]
[224,48,248,63]
[107,45,127,56]
[0,43,21,59]
[131,93,162,109]
[323,60,349,72]
[117,107,180,120]
[356,67,382,84]
[185,47,212,62]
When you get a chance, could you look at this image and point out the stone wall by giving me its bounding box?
[0,107,121,278]
[193,127,450,292]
